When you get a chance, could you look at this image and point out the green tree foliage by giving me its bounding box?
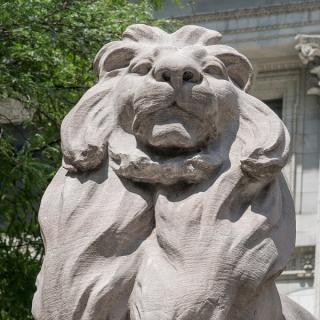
[0,1,175,318]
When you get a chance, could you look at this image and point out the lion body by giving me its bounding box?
[32,24,316,320]
[32,163,314,320]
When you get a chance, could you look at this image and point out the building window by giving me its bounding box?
[264,99,283,119]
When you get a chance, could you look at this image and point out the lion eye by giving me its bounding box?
[130,61,152,75]
[204,64,225,78]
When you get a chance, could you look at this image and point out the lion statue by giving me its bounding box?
[32,25,316,320]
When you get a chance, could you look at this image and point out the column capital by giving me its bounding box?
[295,34,320,96]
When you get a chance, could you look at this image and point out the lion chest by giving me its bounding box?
[153,185,223,265]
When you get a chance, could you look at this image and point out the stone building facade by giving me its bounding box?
[156,0,320,316]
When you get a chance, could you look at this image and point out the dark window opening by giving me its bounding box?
[264,99,283,119]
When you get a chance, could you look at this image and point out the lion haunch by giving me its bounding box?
[32,24,316,320]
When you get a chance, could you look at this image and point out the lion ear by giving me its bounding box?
[208,45,254,92]
[217,53,253,92]
[93,41,137,78]
[93,42,118,76]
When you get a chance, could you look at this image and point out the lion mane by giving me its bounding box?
[33,25,312,320]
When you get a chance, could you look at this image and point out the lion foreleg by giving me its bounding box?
[32,165,154,320]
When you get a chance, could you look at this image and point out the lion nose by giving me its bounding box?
[153,58,202,88]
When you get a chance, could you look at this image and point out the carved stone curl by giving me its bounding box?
[295,34,320,96]
[32,25,316,320]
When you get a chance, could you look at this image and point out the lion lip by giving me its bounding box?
[171,101,204,122]
[133,100,203,127]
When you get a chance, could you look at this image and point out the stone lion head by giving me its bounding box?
[33,25,309,320]
[61,24,289,185]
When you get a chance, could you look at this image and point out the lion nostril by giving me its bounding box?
[183,71,194,82]
[162,71,171,82]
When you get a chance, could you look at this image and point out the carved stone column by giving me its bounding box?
[316,169,320,318]
[295,34,320,96]
[296,34,320,317]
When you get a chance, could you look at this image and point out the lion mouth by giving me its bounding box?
[132,101,211,151]
[144,144,204,160]
[133,101,203,124]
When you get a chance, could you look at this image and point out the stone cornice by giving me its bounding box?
[222,20,320,36]
[253,57,301,73]
[176,1,320,24]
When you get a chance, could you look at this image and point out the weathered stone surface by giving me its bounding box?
[32,24,316,320]
[0,98,33,123]
[295,34,320,96]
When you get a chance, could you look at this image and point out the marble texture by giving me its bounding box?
[32,24,316,320]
